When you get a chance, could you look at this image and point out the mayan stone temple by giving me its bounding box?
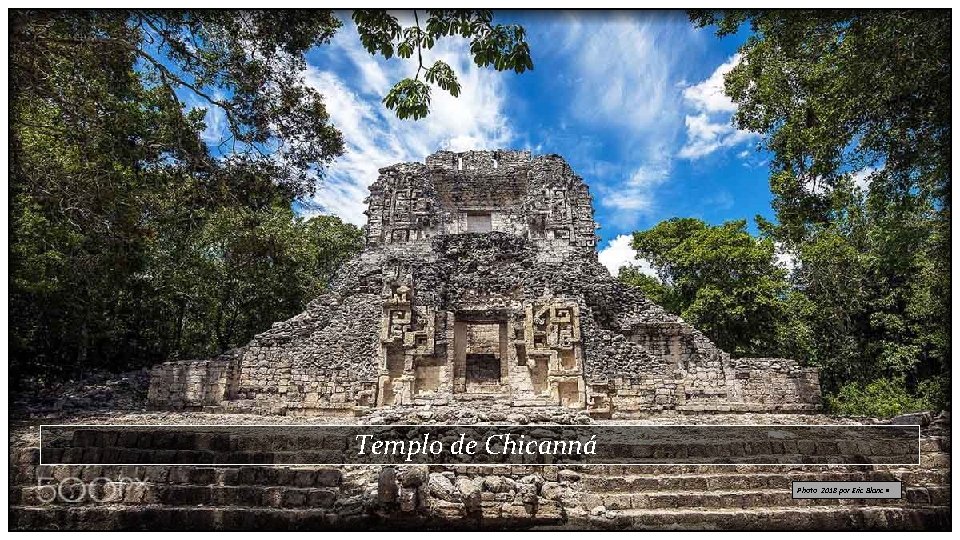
[13,151,950,532]
[147,150,821,417]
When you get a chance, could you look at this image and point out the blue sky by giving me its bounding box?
[231,11,777,274]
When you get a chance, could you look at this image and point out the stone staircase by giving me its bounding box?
[8,417,951,530]
[565,464,950,530]
[9,463,374,530]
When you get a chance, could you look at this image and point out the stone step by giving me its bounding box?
[9,505,363,531]
[15,463,947,491]
[920,436,950,453]
[12,477,949,511]
[581,486,951,511]
[537,462,948,477]
[46,428,936,458]
[40,445,928,466]
[575,505,952,531]
[8,503,565,531]
[540,464,950,485]
[16,465,947,494]
[579,470,949,492]
[13,483,344,508]
[920,452,951,468]
[17,465,346,488]
[11,503,951,531]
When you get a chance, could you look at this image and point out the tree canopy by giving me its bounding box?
[619,9,951,415]
[8,9,533,384]
[622,218,793,358]
[689,9,949,228]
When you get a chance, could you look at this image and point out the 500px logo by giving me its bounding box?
[35,475,147,504]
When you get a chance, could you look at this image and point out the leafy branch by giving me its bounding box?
[353,9,533,120]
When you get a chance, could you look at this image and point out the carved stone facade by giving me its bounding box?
[148,150,821,417]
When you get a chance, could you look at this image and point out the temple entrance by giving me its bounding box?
[465,353,501,389]
[454,318,508,394]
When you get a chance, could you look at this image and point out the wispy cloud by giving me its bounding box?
[737,148,768,168]
[596,159,670,214]
[183,92,230,147]
[704,190,735,211]
[550,12,699,227]
[851,167,877,192]
[678,54,756,159]
[801,166,879,196]
[557,13,679,134]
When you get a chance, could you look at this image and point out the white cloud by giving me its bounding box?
[737,148,768,168]
[598,234,656,277]
[551,13,699,224]
[597,161,670,214]
[802,175,830,196]
[302,19,514,225]
[681,54,740,114]
[705,191,735,210]
[774,241,798,274]
[801,167,878,196]
[558,13,679,133]
[678,113,754,159]
[678,54,756,159]
[549,17,757,228]
[851,167,877,192]
[183,93,230,146]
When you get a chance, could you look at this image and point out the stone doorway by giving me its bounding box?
[454,319,508,394]
[465,353,501,390]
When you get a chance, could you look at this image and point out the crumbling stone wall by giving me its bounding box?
[147,355,240,409]
[148,150,821,416]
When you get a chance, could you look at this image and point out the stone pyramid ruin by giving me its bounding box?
[148,150,821,417]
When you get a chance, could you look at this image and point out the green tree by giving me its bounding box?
[10,9,529,383]
[689,9,948,221]
[624,218,794,357]
[142,206,363,357]
[689,9,950,412]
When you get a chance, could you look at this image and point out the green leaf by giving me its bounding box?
[424,60,461,97]
[352,10,401,58]
[382,78,431,120]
